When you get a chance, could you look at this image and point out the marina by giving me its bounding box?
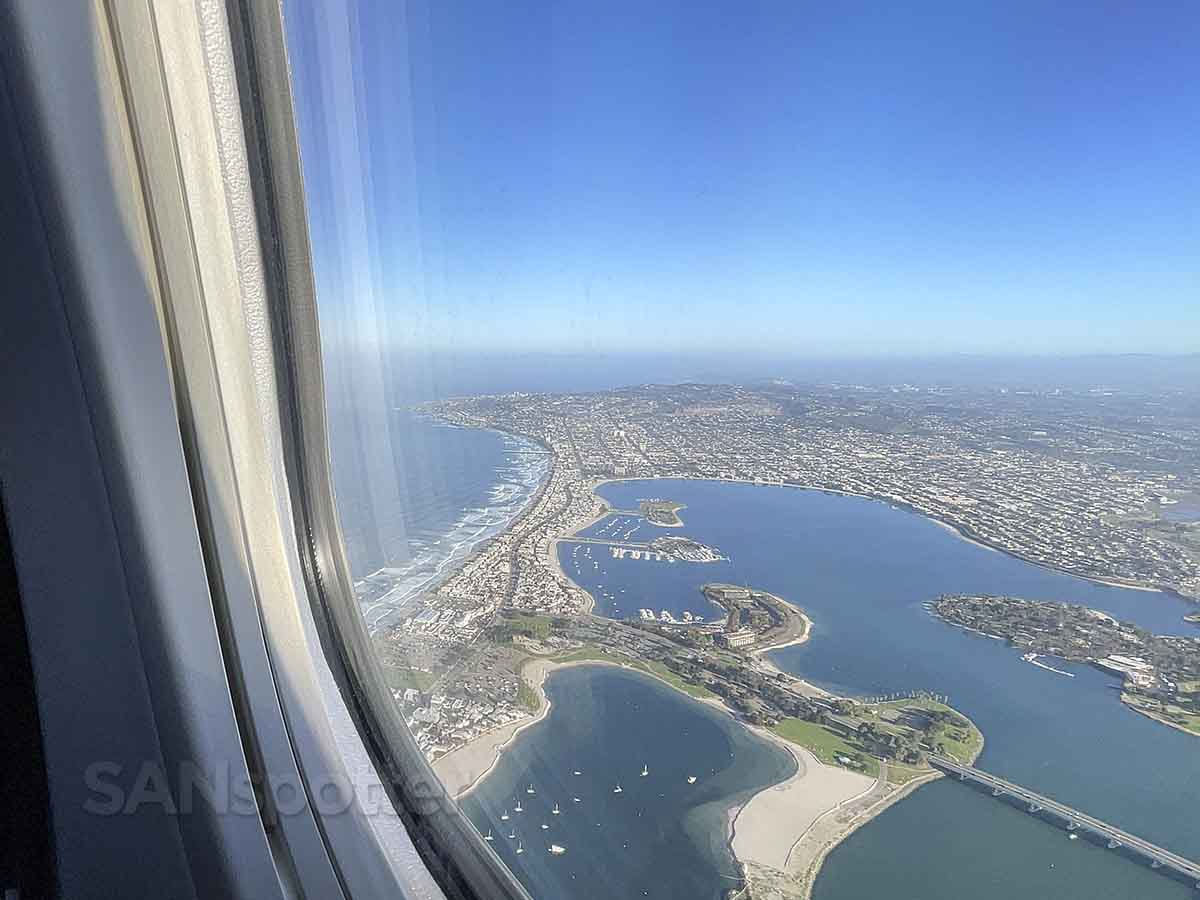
[558,478,1199,900]
[363,411,1199,900]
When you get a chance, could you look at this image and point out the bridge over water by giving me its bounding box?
[931,756,1200,889]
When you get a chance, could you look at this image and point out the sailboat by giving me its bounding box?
[526,784,536,795]
[515,841,525,855]
[514,800,524,813]
[552,803,561,815]
[640,764,649,777]
[500,809,509,821]
[548,844,566,855]
[507,829,516,840]
[484,830,494,842]
[540,822,549,830]
[612,783,623,794]
[572,797,581,803]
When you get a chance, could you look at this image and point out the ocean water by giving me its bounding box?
[333,410,550,590]
[457,665,796,900]
[552,479,1199,900]
[337,406,1198,899]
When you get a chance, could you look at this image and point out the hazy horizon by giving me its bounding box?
[331,348,1200,401]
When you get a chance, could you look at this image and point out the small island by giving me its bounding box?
[701,583,811,651]
[650,535,723,562]
[931,594,1200,737]
[639,497,686,527]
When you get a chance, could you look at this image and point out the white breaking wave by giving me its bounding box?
[363,435,550,623]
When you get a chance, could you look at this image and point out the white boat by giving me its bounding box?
[514,801,523,813]
[612,784,623,794]
[552,803,561,815]
[572,770,582,776]
[687,776,697,784]
[484,830,494,842]
[526,784,536,795]
[1022,652,1077,678]
[515,841,524,855]
[641,764,649,777]
[540,823,549,831]
[572,797,581,803]
[507,830,516,839]
[548,844,566,855]
[500,810,509,821]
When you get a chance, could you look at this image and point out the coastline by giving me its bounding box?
[730,734,876,869]
[417,448,1136,895]
[434,655,731,799]
[1121,694,1200,738]
[438,650,943,900]
[432,656,556,799]
[546,489,616,615]
[752,603,813,655]
[932,604,1200,739]
[782,770,941,900]
[566,472,1192,603]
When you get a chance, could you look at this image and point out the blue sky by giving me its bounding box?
[285,0,1199,357]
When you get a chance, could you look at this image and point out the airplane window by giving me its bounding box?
[281,2,1200,898]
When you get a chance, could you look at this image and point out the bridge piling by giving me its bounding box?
[930,756,1200,889]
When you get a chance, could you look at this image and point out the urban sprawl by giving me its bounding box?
[357,383,1199,760]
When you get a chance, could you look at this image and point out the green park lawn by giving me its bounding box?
[770,718,880,778]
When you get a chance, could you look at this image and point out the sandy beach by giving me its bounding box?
[731,738,876,870]
[547,536,594,613]
[434,657,557,797]
[434,650,955,900]
[753,603,813,655]
[735,737,943,900]
[433,656,704,797]
[411,458,1033,900]
[437,473,983,894]
[544,481,619,614]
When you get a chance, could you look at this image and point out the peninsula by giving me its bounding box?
[931,594,1200,736]
[425,383,1200,602]
[358,382,1200,897]
[431,603,983,900]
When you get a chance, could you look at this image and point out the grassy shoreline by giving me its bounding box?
[1121,691,1200,737]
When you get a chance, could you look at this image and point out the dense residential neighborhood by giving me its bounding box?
[357,382,1200,759]
[932,593,1200,735]
[428,383,1200,601]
